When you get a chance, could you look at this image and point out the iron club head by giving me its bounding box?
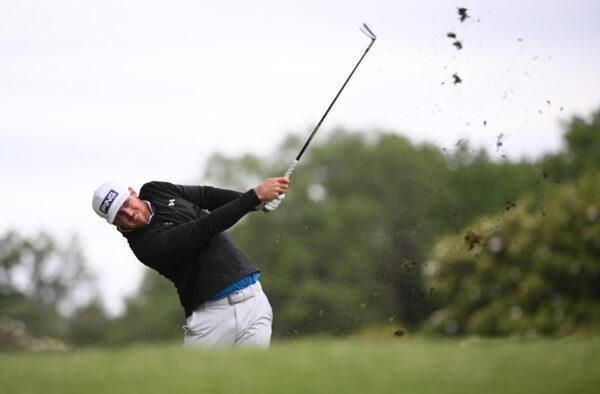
[360,23,377,41]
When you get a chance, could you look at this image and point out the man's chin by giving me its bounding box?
[118,220,145,231]
[133,217,149,228]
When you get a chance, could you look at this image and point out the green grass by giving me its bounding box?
[1,336,599,394]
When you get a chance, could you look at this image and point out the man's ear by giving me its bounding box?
[128,187,138,197]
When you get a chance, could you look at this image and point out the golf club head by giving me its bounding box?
[360,23,377,41]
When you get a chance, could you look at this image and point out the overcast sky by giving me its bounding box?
[1,0,599,315]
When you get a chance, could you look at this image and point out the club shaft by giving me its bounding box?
[295,39,375,161]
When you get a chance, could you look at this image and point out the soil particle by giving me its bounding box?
[458,7,469,22]
[496,133,505,150]
[400,258,419,268]
[452,73,462,84]
[464,230,485,251]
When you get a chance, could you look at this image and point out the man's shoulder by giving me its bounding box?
[139,181,204,207]
[139,181,176,197]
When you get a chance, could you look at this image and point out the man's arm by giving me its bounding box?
[144,179,289,211]
[136,178,289,266]
[142,182,242,211]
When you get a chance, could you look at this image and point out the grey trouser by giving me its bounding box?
[182,281,272,348]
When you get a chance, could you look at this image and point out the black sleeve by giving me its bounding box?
[144,182,249,211]
[136,189,261,266]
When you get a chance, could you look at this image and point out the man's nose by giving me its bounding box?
[122,207,135,218]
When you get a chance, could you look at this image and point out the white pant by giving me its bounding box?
[183,281,272,348]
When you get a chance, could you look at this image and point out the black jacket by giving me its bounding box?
[121,181,261,317]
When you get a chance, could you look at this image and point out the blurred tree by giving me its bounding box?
[110,269,183,343]
[66,299,117,346]
[0,231,96,343]
[444,141,544,232]
[542,109,600,181]
[198,129,538,335]
[64,108,600,343]
[425,173,600,336]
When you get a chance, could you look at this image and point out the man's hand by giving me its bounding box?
[254,177,289,201]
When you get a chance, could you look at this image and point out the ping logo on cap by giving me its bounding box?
[100,190,119,214]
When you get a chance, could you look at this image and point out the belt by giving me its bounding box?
[203,281,262,307]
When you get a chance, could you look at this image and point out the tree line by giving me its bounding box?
[1,110,599,348]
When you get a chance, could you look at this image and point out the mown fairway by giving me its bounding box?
[1,336,599,394]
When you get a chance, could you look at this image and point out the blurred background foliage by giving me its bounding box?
[426,172,600,336]
[1,109,599,348]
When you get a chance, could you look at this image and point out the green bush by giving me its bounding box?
[425,173,600,336]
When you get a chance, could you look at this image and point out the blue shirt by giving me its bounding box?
[209,272,260,301]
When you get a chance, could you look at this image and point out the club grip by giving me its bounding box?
[262,160,298,213]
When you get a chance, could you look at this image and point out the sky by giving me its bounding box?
[1,0,599,315]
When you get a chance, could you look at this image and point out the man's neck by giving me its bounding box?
[144,200,154,224]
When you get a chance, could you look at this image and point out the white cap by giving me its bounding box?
[92,182,130,224]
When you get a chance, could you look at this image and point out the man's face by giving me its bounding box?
[114,188,151,230]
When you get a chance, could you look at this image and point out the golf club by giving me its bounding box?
[263,23,377,213]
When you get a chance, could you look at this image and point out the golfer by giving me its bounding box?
[92,177,289,347]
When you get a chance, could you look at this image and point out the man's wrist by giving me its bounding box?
[242,189,262,211]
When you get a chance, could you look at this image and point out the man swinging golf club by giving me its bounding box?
[91,22,375,348]
[92,177,289,348]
